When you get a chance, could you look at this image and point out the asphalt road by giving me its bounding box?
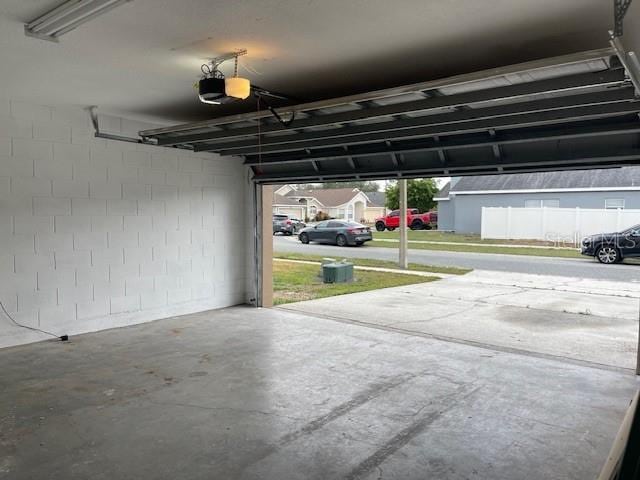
[273,235,640,282]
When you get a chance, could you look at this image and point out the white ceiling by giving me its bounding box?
[0,0,624,124]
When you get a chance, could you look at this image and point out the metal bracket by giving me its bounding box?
[205,49,247,75]
[614,0,633,38]
[609,34,640,96]
[86,106,162,146]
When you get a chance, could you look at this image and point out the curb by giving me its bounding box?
[273,258,454,278]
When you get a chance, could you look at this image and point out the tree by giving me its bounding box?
[385,179,438,212]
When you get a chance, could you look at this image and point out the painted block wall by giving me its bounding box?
[0,100,248,348]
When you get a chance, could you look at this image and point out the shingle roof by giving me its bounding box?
[287,188,362,207]
[435,182,451,199]
[273,194,302,206]
[448,167,640,194]
[366,191,386,207]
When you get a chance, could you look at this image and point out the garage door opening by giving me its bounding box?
[259,175,640,374]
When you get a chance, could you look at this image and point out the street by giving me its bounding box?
[274,235,640,282]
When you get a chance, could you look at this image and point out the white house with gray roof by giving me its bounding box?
[272,185,387,223]
[435,167,640,234]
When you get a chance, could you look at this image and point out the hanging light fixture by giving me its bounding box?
[197,50,250,105]
[225,53,251,100]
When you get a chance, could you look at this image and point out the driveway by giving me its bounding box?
[279,269,640,370]
[273,235,640,282]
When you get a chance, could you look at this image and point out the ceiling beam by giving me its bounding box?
[202,88,637,155]
[155,69,627,147]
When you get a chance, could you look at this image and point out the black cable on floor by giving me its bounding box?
[0,301,68,341]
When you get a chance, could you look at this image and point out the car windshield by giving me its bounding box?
[347,221,364,227]
[624,224,640,235]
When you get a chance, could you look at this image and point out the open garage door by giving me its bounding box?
[140,48,640,183]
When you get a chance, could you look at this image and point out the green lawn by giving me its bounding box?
[372,230,574,247]
[273,260,438,305]
[368,240,582,258]
[273,252,471,275]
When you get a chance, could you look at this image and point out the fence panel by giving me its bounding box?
[481,207,640,242]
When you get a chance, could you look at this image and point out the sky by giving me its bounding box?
[377,177,450,189]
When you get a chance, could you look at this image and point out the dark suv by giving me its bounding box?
[581,224,640,264]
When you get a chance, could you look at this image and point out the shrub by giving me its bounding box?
[314,211,330,222]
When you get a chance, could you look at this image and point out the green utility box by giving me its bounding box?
[322,262,354,283]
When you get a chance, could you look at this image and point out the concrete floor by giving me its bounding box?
[0,306,637,479]
[281,270,640,370]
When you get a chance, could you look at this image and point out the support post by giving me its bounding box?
[399,179,408,269]
[260,185,273,307]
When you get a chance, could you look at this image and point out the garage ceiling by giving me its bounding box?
[141,49,640,183]
[0,0,631,124]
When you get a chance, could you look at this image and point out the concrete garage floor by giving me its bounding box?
[0,307,637,479]
[281,270,640,370]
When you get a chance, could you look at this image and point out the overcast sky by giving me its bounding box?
[377,177,450,189]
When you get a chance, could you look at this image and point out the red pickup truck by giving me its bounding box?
[375,209,438,231]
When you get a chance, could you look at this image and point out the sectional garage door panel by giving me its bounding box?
[141,48,640,183]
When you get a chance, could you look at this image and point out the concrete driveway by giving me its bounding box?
[279,270,640,370]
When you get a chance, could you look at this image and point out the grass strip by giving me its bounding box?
[273,261,438,305]
[368,240,582,258]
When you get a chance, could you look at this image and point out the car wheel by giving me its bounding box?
[336,234,347,247]
[375,222,385,232]
[410,221,423,230]
[596,245,619,264]
[299,233,309,244]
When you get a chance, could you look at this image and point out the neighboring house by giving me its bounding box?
[435,167,640,234]
[362,191,387,223]
[273,185,387,222]
[272,194,306,219]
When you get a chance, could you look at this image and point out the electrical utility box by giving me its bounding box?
[322,262,354,283]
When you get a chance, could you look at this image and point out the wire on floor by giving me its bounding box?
[0,301,68,341]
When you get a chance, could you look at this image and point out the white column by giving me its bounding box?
[399,179,408,269]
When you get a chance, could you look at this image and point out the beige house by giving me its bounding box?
[273,185,387,223]
[272,194,306,219]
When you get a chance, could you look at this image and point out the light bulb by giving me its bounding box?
[225,77,251,100]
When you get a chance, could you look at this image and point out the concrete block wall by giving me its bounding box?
[0,100,248,348]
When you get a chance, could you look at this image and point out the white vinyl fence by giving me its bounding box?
[481,207,640,243]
